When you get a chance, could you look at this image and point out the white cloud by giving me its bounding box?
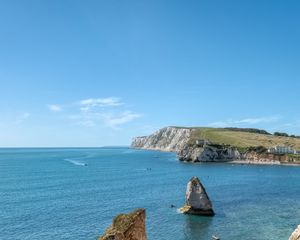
[67,97,141,128]
[14,112,30,124]
[48,104,62,112]
[102,111,142,128]
[209,116,280,127]
[79,97,123,108]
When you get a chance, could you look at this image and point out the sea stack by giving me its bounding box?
[289,225,300,240]
[99,209,146,240]
[180,176,214,216]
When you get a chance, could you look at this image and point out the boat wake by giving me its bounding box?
[64,158,87,166]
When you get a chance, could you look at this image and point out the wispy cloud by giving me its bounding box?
[48,104,62,112]
[78,119,96,127]
[47,97,141,128]
[14,112,30,124]
[79,97,123,110]
[277,120,300,134]
[66,97,141,128]
[102,111,142,128]
[209,116,280,127]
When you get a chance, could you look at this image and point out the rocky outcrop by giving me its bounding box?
[99,209,146,240]
[131,127,193,152]
[289,225,300,240]
[199,144,240,162]
[180,177,214,216]
[177,144,241,162]
[177,144,203,161]
[200,144,240,162]
[244,151,287,164]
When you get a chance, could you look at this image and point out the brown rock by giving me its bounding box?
[99,209,146,240]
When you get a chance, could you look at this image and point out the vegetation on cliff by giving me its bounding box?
[189,128,300,150]
[224,127,271,135]
[132,126,300,163]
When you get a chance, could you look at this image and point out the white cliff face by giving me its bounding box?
[290,225,300,240]
[131,127,193,152]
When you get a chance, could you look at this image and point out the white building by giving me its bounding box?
[268,146,296,154]
[196,139,210,147]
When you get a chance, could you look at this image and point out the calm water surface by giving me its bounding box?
[1,148,300,240]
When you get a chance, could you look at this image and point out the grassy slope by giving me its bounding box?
[189,128,300,150]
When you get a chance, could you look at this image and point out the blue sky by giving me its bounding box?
[0,0,300,147]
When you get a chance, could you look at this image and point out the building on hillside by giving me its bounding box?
[268,146,297,154]
[196,139,210,147]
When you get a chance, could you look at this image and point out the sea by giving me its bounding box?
[1,147,300,240]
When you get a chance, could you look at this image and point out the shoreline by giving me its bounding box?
[132,147,300,167]
[229,160,300,166]
[187,159,300,167]
[182,160,300,167]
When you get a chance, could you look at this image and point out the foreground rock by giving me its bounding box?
[289,225,300,240]
[99,209,146,240]
[180,177,214,216]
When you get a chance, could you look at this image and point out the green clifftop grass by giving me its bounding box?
[189,128,300,150]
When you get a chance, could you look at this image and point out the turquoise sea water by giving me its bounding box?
[1,147,300,240]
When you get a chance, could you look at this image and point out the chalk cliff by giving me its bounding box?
[131,127,241,162]
[289,225,300,240]
[99,209,146,240]
[131,127,192,152]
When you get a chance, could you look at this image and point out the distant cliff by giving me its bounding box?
[131,127,241,162]
[132,127,192,152]
[131,127,300,164]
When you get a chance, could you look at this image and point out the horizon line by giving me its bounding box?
[0,146,131,149]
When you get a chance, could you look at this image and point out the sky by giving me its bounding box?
[0,0,300,147]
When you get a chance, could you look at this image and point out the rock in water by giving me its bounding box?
[289,225,300,240]
[99,209,146,240]
[180,177,214,216]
